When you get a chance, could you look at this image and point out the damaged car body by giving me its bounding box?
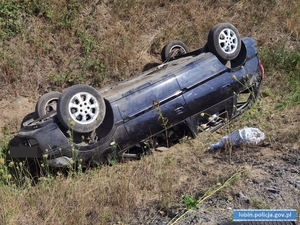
[10,23,264,167]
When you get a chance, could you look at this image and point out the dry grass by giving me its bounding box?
[0,0,300,224]
[1,0,300,97]
[0,138,239,225]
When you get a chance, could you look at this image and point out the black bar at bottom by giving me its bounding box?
[10,146,42,158]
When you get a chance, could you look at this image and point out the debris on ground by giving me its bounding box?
[210,127,265,150]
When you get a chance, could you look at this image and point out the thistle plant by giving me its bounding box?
[153,100,172,147]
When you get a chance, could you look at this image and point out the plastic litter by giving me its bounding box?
[209,127,265,150]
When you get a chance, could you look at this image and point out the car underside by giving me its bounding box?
[10,23,264,167]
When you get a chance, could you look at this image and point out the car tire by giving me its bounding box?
[35,91,61,118]
[161,40,189,62]
[208,23,241,62]
[57,84,106,133]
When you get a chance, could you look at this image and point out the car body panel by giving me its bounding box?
[117,75,181,120]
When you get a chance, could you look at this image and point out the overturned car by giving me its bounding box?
[10,23,264,167]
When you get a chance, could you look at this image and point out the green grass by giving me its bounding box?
[260,46,300,109]
[0,138,10,185]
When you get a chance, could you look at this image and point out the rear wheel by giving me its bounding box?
[161,40,189,62]
[57,85,106,133]
[35,91,61,117]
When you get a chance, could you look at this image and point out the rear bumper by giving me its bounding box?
[10,145,42,158]
[11,119,70,159]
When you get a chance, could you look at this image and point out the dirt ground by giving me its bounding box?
[0,97,36,138]
[151,148,300,224]
[148,108,300,225]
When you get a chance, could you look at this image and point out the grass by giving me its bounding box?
[0,0,300,224]
[1,0,299,95]
[259,46,300,109]
[0,136,11,185]
[250,199,271,210]
[0,138,251,224]
[170,166,247,224]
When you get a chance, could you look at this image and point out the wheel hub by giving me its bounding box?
[68,92,99,125]
[218,28,238,54]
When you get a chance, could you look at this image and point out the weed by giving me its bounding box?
[0,137,11,185]
[199,111,239,163]
[182,195,198,209]
[169,167,246,224]
[107,150,118,166]
[0,50,22,84]
[58,0,81,30]
[89,60,107,86]
[46,72,80,87]
[66,124,85,172]
[153,100,172,147]
[79,32,96,57]
[0,1,23,40]
[107,141,119,166]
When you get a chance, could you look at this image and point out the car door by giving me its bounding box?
[117,75,190,144]
[175,53,234,117]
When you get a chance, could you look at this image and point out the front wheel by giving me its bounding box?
[57,85,106,133]
[207,23,241,62]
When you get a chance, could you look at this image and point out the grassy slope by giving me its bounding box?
[0,0,299,96]
[0,0,300,224]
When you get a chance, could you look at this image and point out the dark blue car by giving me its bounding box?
[11,23,264,167]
